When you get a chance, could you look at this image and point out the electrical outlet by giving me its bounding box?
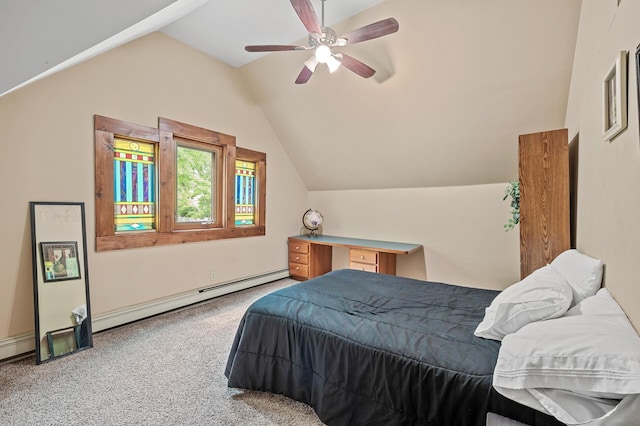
[210,271,216,281]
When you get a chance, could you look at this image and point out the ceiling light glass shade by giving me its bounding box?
[326,55,341,73]
[314,45,332,63]
[304,56,319,72]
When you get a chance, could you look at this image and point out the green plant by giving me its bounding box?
[503,180,520,231]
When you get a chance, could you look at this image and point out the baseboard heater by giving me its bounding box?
[0,269,290,362]
[198,269,287,293]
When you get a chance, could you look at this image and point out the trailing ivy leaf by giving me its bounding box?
[503,181,520,231]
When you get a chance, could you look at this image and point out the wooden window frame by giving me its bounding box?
[95,115,266,251]
[160,118,228,232]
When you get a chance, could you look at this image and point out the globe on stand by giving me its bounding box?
[302,209,323,238]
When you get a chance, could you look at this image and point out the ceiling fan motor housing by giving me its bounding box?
[309,27,337,47]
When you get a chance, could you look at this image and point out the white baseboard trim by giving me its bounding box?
[0,269,290,362]
[0,333,34,363]
[92,269,290,332]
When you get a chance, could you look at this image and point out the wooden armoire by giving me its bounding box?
[518,129,570,279]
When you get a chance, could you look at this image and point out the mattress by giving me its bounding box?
[225,269,564,425]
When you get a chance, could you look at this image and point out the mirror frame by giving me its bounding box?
[30,201,93,364]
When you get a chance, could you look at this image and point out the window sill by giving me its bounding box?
[96,227,266,251]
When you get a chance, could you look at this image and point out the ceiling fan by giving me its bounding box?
[245,0,399,84]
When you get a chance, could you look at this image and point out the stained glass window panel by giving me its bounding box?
[113,138,156,232]
[235,160,256,226]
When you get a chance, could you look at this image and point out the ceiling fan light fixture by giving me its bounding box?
[314,45,332,63]
[304,56,319,72]
[326,54,341,73]
[245,0,399,84]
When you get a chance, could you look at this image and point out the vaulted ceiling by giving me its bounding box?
[1,0,582,190]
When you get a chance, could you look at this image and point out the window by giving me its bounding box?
[113,138,156,232]
[94,115,266,251]
[235,147,266,227]
[235,160,256,226]
[174,139,222,229]
[177,144,214,224]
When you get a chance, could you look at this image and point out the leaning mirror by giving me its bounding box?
[30,202,93,364]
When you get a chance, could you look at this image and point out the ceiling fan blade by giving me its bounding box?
[296,57,318,84]
[295,66,314,84]
[341,54,376,79]
[339,18,399,45]
[245,45,308,52]
[290,0,322,34]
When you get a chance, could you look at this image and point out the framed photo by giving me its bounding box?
[636,44,640,141]
[40,241,81,282]
[603,51,628,141]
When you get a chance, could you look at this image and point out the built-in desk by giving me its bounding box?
[288,235,422,281]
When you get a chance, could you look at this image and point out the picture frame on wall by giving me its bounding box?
[603,51,628,141]
[636,44,640,141]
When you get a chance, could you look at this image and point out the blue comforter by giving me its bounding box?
[225,269,564,425]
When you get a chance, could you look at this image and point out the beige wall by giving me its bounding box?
[309,184,520,290]
[5,0,629,350]
[0,32,308,340]
[240,0,581,191]
[565,0,640,330]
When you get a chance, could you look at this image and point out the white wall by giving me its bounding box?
[565,0,640,330]
[309,183,520,290]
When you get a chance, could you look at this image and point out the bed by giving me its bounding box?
[224,269,564,425]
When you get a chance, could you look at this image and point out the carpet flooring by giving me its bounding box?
[0,278,325,425]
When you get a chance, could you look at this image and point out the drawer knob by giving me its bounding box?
[296,256,300,260]
[295,266,300,270]
[296,246,300,250]
[360,255,365,259]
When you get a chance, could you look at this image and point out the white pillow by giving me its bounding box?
[550,249,603,306]
[474,265,573,341]
[494,289,640,395]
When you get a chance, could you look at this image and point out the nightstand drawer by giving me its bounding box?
[289,262,309,278]
[349,249,378,265]
[349,262,378,273]
[288,252,309,264]
[289,241,309,254]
